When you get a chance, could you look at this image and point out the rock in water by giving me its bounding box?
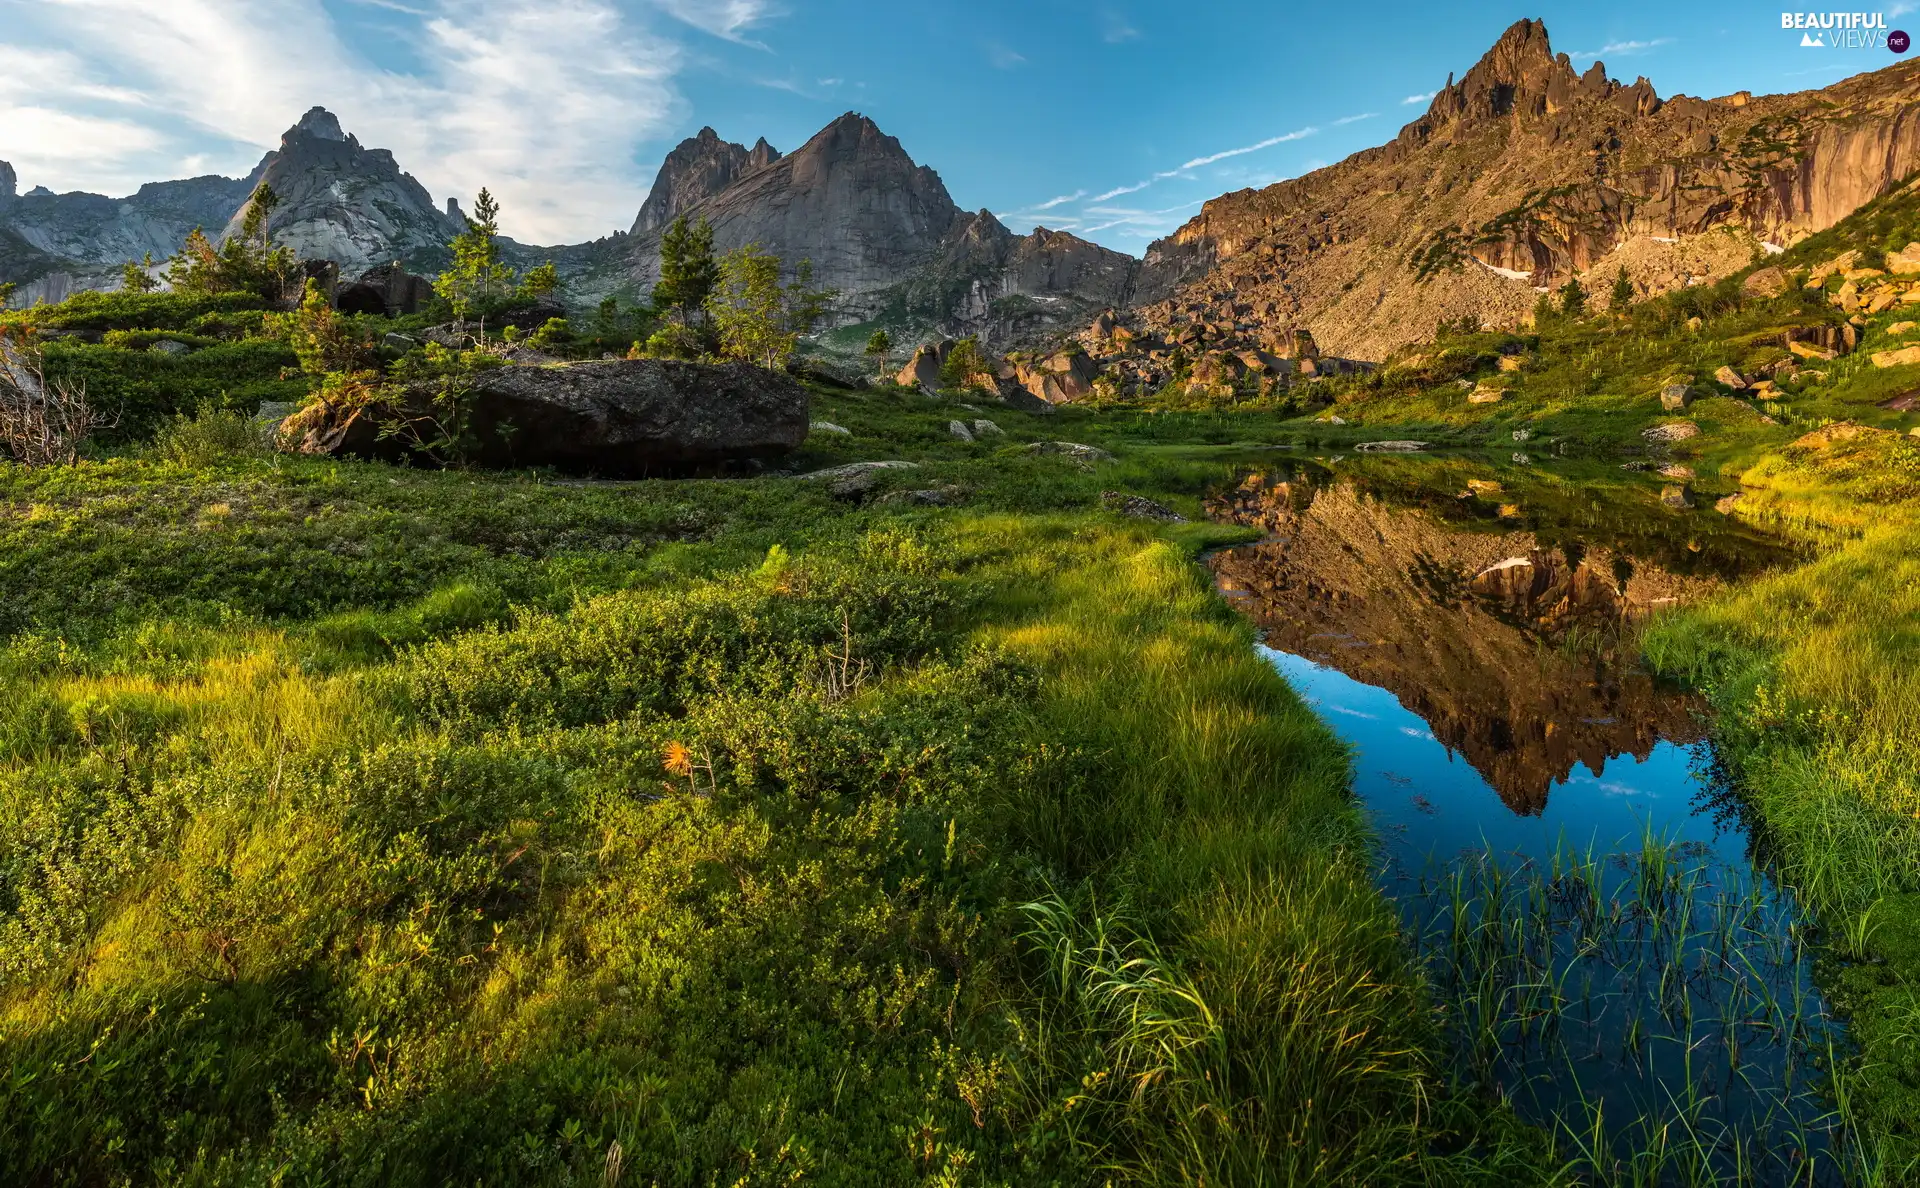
[283,360,808,475]
[1354,440,1428,452]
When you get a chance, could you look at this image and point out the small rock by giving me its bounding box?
[1512,452,1532,465]
[801,460,919,498]
[1325,415,1348,425]
[880,485,967,507]
[1873,345,1920,368]
[1888,321,1918,337]
[1788,341,1836,362]
[1661,485,1694,509]
[971,419,1004,437]
[1714,365,1748,389]
[1354,440,1427,452]
[1643,421,1701,444]
[1511,429,1532,442]
[383,332,419,350]
[1100,491,1186,522]
[1026,441,1115,464]
[150,339,191,356]
[1660,383,1693,411]
[1468,385,1504,404]
[1498,354,1525,372]
[809,421,852,436]
[1466,479,1503,496]
[1715,492,1745,513]
[799,460,920,481]
[254,400,301,430]
[948,419,975,442]
[1742,267,1789,298]
[1886,243,1920,275]
[1659,464,1696,480]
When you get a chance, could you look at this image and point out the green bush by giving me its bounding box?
[43,339,306,438]
[149,404,272,467]
[4,289,270,334]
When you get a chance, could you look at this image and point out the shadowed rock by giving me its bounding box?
[282,359,808,476]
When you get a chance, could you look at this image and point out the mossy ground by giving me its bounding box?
[0,380,1563,1184]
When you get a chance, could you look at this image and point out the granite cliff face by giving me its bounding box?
[621,114,1138,344]
[0,163,258,304]
[1126,19,1920,360]
[225,107,463,275]
[629,127,780,237]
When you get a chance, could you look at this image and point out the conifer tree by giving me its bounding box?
[653,216,717,326]
[1610,266,1634,312]
[864,329,892,375]
[435,188,517,334]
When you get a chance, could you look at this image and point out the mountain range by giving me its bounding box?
[4,19,1920,361]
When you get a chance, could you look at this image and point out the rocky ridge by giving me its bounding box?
[620,114,1137,345]
[1108,19,1920,363]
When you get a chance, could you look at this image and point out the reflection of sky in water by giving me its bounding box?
[1259,646,1748,871]
[1261,644,1843,1180]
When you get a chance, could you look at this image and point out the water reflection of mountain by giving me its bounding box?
[1208,471,1753,815]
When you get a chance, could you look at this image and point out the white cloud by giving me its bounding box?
[1180,125,1317,169]
[1091,179,1151,200]
[651,0,778,47]
[1332,112,1377,126]
[0,0,688,244]
[1401,91,1437,104]
[1569,37,1674,60]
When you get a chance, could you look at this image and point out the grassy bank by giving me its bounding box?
[0,382,1557,1184]
[1642,429,1920,1172]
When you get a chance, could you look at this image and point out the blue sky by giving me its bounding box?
[0,1,1911,251]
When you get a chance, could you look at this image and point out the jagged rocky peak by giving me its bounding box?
[629,125,782,236]
[225,106,457,274]
[0,160,16,208]
[1418,19,1659,128]
[291,105,349,143]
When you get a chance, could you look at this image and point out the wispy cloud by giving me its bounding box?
[1569,37,1674,60]
[986,41,1026,69]
[1401,90,1437,104]
[1100,8,1141,42]
[1080,198,1204,234]
[651,0,778,48]
[1026,189,1086,211]
[0,0,689,244]
[1332,112,1376,125]
[1180,125,1317,169]
[1091,179,1152,201]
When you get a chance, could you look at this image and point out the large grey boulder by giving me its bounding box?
[282,359,808,475]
